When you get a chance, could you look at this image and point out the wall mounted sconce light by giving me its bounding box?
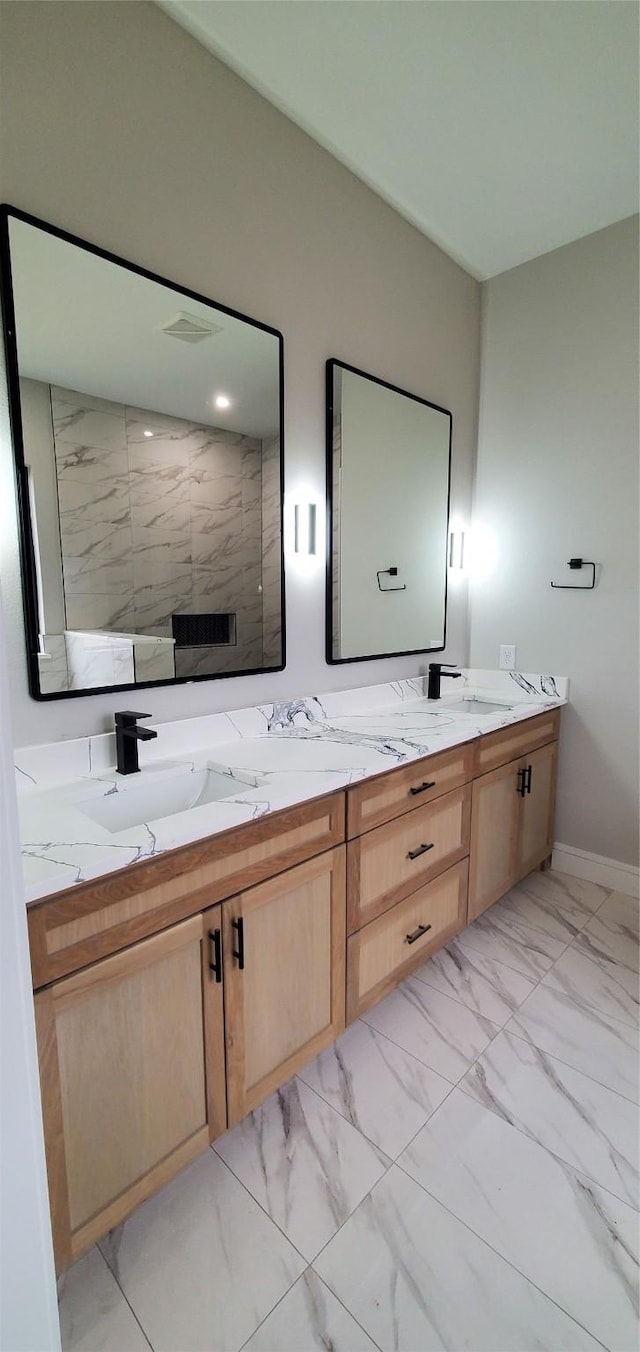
[448,529,466,570]
[294,502,317,555]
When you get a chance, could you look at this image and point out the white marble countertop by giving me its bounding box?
[15,669,567,906]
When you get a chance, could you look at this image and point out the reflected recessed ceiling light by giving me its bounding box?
[215,394,231,410]
[143,429,153,438]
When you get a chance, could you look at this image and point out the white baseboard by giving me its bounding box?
[552,842,640,898]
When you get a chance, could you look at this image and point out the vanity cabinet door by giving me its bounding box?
[223,847,346,1126]
[516,741,557,879]
[35,908,226,1273]
[468,760,520,921]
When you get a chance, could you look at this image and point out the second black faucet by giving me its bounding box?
[115,711,158,775]
[427,663,462,700]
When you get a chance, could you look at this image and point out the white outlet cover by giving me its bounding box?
[499,644,516,670]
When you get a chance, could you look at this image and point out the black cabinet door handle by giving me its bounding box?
[525,764,533,794]
[208,928,222,983]
[406,922,432,945]
[516,767,526,797]
[231,916,245,970]
[407,842,435,860]
[409,780,436,796]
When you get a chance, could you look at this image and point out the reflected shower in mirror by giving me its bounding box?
[326,360,451,663]
[0,207,284,698]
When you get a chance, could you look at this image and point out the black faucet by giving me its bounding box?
[427,663,463,700]
[115,711,157,775]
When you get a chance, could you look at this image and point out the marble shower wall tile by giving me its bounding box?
[51,386,127,455]
[261,433,282,666]
[37,634,69,694]
[397,1088,639,1351]
[315,1165,603,1352]
[52,386,274,672]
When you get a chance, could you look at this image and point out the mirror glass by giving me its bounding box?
[327,360,451,663]
[1,208,284,698]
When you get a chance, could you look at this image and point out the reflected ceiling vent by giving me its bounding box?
[158,311,223,344]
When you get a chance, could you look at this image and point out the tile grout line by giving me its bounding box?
[452,1076,640,1214]
[499,1024,639,1106]
[385,1158,613,1352]
[94,1245,155,1352]
[235,1268,385,1352]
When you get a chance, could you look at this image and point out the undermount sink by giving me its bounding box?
[75,767,258,834]
[438,698,515,715]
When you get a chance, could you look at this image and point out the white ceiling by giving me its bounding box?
[159,0,639,280]
[9,216,280,438]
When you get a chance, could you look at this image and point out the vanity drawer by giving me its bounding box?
[347,784,470,933]
[474,709,560,776]
[347,742,475,839]
[28,792,346,988]
[346,859,468,1022]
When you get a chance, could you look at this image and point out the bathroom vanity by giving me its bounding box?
[17,674,564,1272]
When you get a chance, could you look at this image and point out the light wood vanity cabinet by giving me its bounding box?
[31,798,346,1273]
[223,847,345,1125]
[347,859,469,1021]
[30,709,560,1273]
[35,907,227,1271]
[345,743,475,1021]
[468,714,560,921]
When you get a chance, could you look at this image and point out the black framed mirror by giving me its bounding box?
[326,359,452,664]
[0,206,285,699]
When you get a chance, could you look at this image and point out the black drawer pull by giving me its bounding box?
[409,780,436,796]
[407,842,435,860]
[232,916,245,970]
[208,928,222,983]
[525,764,532,794]
[406,922,432,945]
[516,767,526,797]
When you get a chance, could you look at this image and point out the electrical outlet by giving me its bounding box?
[499,644,516,670]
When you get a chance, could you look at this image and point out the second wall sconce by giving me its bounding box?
[294,502,317,555]
[448,529,466,570]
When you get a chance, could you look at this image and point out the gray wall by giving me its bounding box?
[470,217,639,866]
[0,0,479,745]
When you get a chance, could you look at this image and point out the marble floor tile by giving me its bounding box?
[398,1088,639,1350]
[99,1149,305,1352]
[214,1077,389,1261]
[490,871,606,947]
[460,1029,639,1207]
[314,1164,602,1352]
[455,906,565,980]
[580,894,640,973]
[517,868,610,914]
[507,981,640,1102]
[543,939,639,1028]
[297,1018,452,1159]
[413,935,535,1024]
[58,1247,150,1352]
[243,1270,378,1352]
[361,975,499,1082]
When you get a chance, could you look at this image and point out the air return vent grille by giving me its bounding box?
[159,311,223,344]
